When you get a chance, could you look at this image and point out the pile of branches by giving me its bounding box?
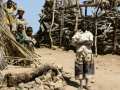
[36,0,120,54]
[36,0,80,48]
[79,0,120,54]
[96,10,120,54]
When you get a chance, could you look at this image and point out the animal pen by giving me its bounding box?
[36,0,120,55]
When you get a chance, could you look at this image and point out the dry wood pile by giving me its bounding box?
[96,12,120,54]
[93,0,120,54]
[37,0,120,54]
[36,0,81,47]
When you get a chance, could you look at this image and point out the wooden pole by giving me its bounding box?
[113,2,118,53]
[49,0,56,48]
[74,0,80,32]
[95,20,98,56]
[60,0,64,47]
[113,19,117,53]
[85,6,87,16]
[94,0,102,57]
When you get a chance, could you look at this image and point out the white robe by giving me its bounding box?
[72,31,93,61]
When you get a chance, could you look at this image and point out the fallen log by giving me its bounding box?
[4,64,70,87]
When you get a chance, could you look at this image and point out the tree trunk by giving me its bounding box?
[4,64,70,87]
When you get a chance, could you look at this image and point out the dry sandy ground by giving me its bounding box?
[35,47,120,90]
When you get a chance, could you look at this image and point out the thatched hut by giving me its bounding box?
[0,0,37,69]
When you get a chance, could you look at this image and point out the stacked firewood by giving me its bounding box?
[97,18,114,54]
[37,0,120,54]
[95,0,120,54]
[36,0,79,47]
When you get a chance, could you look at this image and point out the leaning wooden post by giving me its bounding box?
[74,0,80,32]
[49,0,56,48]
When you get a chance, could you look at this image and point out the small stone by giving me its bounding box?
[35,78,41,84]
[69,50,73,53]
[25,81,35,88]
[90,78,95,84]
[44,85,50,90]
[27,81,35,86]
[54,80,63,89]
[57,65,63,70]
[52,46,58,50]
[18,83,25,88]
[30,64,36,68]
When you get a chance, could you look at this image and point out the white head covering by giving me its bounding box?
[18,6,24,11]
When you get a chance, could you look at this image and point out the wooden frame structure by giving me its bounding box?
[37,0,120,54]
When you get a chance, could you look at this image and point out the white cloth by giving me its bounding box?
[16,18,28,36]
[72,31,93,42]
[16,18,27,26]
[25,36,36,45]
[72,31,93,54]
[77,46,92,54]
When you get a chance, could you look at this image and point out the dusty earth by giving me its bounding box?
[35,47,120,90]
